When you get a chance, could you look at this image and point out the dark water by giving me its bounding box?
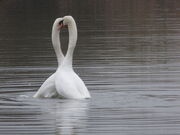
[0,0,180,134]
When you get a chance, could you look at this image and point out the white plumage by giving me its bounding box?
[33,16,91,99]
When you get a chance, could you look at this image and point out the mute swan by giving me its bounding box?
[33,16,91,99]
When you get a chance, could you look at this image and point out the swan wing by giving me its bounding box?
[72,72,91,98]
[55,69,90,99]
[33,73,58,98]
[55,70,83,99]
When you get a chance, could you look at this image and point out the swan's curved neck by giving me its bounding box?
[63,20,77,68]
[52,27,64,66]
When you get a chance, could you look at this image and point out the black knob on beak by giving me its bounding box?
[59,20,63,25]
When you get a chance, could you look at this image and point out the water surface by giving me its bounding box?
[0,0,180,134]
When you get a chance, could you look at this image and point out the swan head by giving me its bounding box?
[53,18,64,31]
[62,16,75,26]
[53,16,76,32]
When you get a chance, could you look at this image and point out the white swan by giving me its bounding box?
[33,16,91,99]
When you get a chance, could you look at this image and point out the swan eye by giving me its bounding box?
[59,20,63,25]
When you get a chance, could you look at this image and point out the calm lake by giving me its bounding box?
[0,0,180,134]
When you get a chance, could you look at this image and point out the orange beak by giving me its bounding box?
[59,23,63,28]
[58,24,63,30]
[58,24,67,30]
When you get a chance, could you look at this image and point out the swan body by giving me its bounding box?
[33,16,90,99]
[33,73,58,98]
[55,66,90,99]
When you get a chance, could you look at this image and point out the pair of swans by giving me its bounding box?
[33,16,91,99]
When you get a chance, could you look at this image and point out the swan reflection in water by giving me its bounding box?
[54,100,89,134]
[34,98,89,135]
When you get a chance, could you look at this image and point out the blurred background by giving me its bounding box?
[0,0,180,134]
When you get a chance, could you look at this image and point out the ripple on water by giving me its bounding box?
[0,0,180,135]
